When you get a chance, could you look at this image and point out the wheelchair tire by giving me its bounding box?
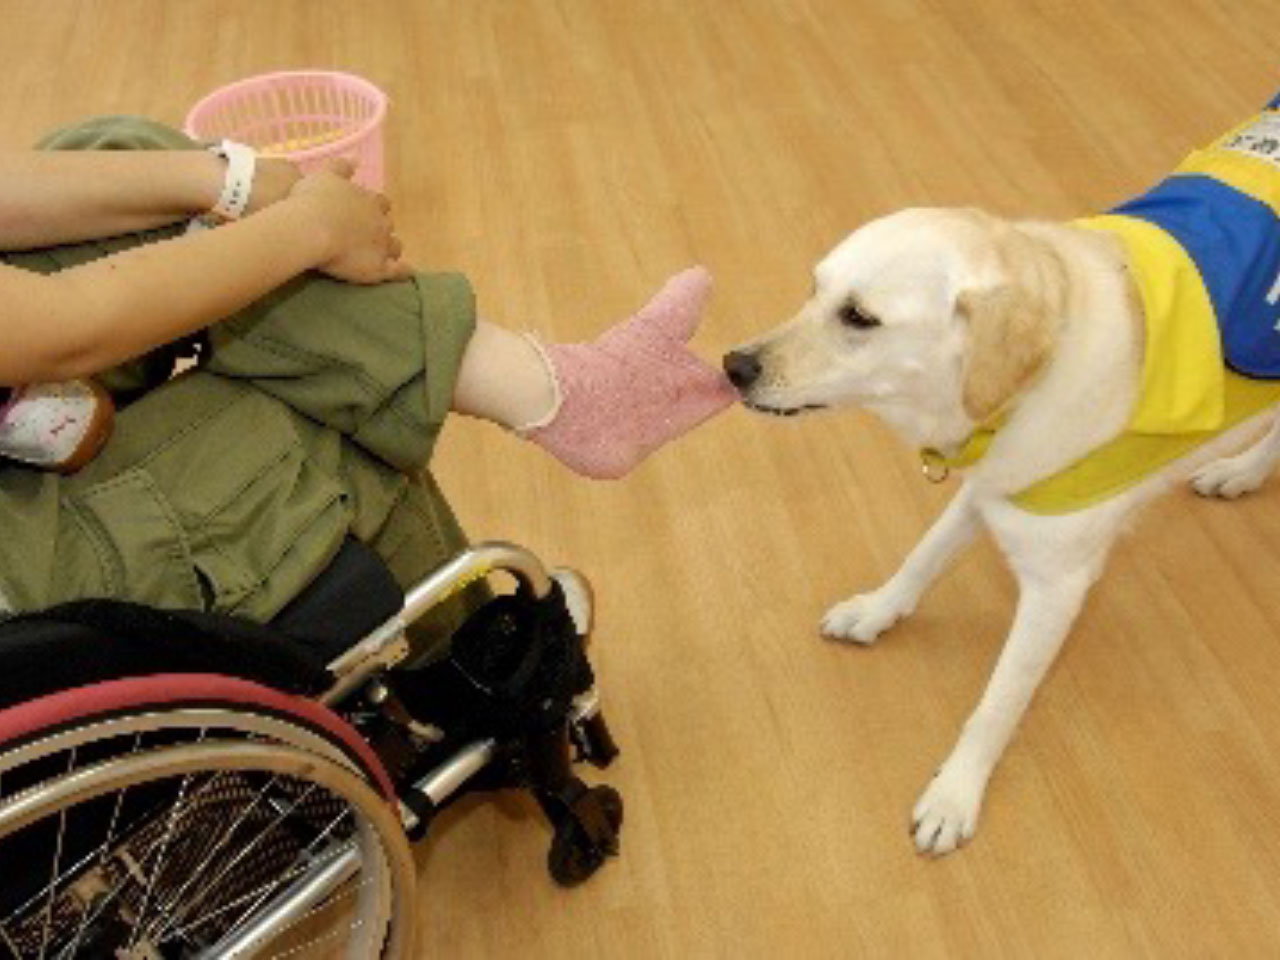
[0,674,416,959]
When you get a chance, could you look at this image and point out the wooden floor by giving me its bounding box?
[6,0,1280,955]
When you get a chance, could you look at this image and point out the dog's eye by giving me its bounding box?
[837,302,880,330]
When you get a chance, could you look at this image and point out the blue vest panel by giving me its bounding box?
[1112,174,1280,378]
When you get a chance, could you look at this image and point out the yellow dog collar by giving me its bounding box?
[920,425,998,483]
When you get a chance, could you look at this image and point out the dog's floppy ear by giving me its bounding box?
[957,227,1065,422]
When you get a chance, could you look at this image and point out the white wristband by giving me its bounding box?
[207,139,257,221]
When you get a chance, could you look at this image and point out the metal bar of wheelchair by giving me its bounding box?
[318,539,610,837]
[321,541,553,706]
[0,544,586,959]
[197,836,362,960]
[398,688,606,833]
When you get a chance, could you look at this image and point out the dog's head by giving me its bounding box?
[724,207,1066,449]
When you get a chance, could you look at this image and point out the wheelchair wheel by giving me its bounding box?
[0,675,416,959]
[547,784,623,888]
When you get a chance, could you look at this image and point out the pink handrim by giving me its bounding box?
[0,672,397,802]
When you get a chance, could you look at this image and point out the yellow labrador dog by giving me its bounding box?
[724,203,1280,856]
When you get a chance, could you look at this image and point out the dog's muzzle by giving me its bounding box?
[723,349,826,416]
[722,350,762,391]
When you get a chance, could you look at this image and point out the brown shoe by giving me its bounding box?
[0,380,115,473]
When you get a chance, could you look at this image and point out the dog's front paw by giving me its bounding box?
[911,764,985,856]
[1191,454,1270,500]
[821,588,913,645]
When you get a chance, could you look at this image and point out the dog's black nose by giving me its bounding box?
[723,350,762,391]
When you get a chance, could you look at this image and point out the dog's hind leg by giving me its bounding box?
[822,483,979,644]
[1192,412,1280,499]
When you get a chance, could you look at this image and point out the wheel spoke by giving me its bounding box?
[141,771,282,938]
[59,731,142,959]
[266,915,367,960]
[6,812,141,938]
[48,765,236,960]
[35,747,76,960]
[0,705,409,959]
[149,781,320,945]
[0,924,21,958]
[123,728,209,953]
[153,805,352,946]
[166,852,367,952]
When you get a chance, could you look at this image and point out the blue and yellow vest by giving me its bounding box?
[938,92,1280,514]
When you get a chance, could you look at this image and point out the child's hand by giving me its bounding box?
[288,159,412,284]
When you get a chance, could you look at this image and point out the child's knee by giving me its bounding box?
[36,115,197,152]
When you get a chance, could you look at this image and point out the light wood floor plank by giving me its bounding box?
[3,1,1280,955]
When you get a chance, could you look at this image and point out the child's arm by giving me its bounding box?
[0,163,410,385]
[0,150,301,248]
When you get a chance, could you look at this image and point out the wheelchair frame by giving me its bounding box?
[0,541,622,959]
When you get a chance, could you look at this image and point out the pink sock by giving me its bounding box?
[521,266,737,479]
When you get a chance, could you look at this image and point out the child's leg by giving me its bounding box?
[20,117,733,482]
[450,320,558,429]
[205,265,734,481]
[454,267,736,479]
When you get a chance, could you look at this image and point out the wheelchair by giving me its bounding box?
[0,538,623,958]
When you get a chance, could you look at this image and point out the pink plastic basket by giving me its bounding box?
[184,70,389,191]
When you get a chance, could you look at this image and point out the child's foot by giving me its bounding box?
[522,267,736,479]
[0,380,114,473]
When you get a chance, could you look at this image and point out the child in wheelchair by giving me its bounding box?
[0,116,734,958]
